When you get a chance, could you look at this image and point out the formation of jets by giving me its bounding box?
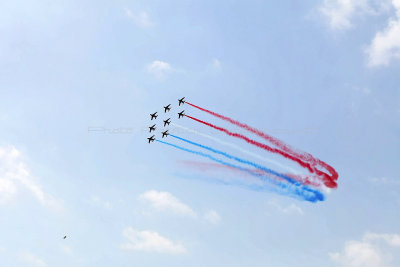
[147,97,185,143]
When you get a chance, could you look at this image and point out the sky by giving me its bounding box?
[1,0,400,266]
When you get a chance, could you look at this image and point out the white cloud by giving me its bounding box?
[330,232,400,266]
[124,8,153,28]
[146,60,174,80]
[204,210,221,224]
[319,0,381,30]
[120,227,187,254]
[318,0,400,66]
[140,190,196,217]
[19,252,47,267]
[89,195,112,210]
[366,0,400,66]
[364,232,400,246]
[0,146,62,211]
[0,177,17,204]
[267,200,304,215]
[330,241,384,267]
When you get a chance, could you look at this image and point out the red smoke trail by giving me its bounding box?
[186,102,338,186]
[185,114,337,188]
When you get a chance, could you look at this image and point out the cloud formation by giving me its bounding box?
[146,60,174,80]
[0,176,16,204]
[204,210,221,224]
[89,195,112,210]
[268,200,304,215]
[319,0,373,30]
[19,252,47,267]
[318,0,400,66]
[120,227,187,254]
[366,0,400,66]
[125,8,153,28]
[140,190,196,217]
[0,146,62,211]
[363,232,400,246]
[330,232,400,266]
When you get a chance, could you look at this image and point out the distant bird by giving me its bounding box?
[63,236,67,239]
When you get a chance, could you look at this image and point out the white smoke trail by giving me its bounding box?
[171,122,301,175]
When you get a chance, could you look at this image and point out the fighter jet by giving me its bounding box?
[178,97,185,106]
[150,112,158,120]
[178,110,185,119]
[164,104,171,113]
[147,135,155,143]
[163,118,171,127]
[161,130,169,138]
[149,124,156,132]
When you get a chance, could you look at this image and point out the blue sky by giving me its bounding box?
[1,0,400,266]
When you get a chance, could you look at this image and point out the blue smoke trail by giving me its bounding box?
[169,134,324,201]
[170,134,300,186]
[156,139,324,202]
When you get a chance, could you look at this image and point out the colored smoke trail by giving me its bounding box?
[170,134,304,186]
[185,114,336,188]
[171,122,300,175]
[180,161,248,174]
[173,123,323,188]
[179,161,323,188]
[173,172,289,196]
[186,101,338,187]
[178,161,272,185]
[156,139,324,202]
[180,161,276,177]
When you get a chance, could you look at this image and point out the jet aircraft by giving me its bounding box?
[147,135,155,143]
[178,97,185,106]
[161,130,169,138]
[164,104,171,113]
[149,124,156,132]
[178,110,185,119]
[150,112,158,120]
[163,118,171,127]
